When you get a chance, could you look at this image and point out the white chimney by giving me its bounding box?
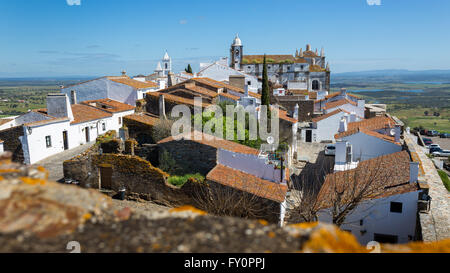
[394,125,401,143]
[410,162,419,183]
[338,117,347,133]
[70,90,77,105]
[357,100,365,109]
[244,85,249,97]
[293,104,299,120]
[159,95,166,118]
[350,112,356,123]
[46,94,74,121]
[343,113,349,124]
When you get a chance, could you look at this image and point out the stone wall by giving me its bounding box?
[272,97,314,122]
[123,116,154,145]
[158,140,218,176]
[0,125,24,163]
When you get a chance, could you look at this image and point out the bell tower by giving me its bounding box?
[230,34,243,70]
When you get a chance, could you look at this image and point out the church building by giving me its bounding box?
[229,35,331,93]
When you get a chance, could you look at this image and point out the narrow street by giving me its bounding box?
[33,142,95,182]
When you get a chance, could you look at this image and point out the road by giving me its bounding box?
[33,142,95,182]
[429,136,450,150]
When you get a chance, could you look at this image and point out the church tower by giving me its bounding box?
[162,51,172,76]
[230,34,243,70]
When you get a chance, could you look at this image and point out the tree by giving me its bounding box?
[185,64,193,74]
[261,54,271,118]
[159,149,178,174]
[424,111,429,116]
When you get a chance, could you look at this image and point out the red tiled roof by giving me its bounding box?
[312,109,343,123]
[335,116,397,139]
[0,118,13,126]
[123,113,161,127]
[360,128,401,145]
[207,164,288,203]
[24,117,69,127]
[158,131,260,156]
[323,98,357,110]
[146,92,213,108]
[242,55,308,64]
[191,77,261,99]
[82,99,135,113]
[110,78,158,89]
[219,92,241,101]
[316,151,419,209]
[71,104,112,125]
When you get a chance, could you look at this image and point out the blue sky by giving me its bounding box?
[0,0,449,77]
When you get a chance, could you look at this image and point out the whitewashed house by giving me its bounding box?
[197,57,261,93]
[333,115,402,170]
[61,74,159,106]
[14,94,135,164]
[314,88,362,113]
[317,151,420,245]
[298,109,362,143]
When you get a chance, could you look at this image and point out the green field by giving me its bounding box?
[331,80,450,134]
[0,85,59,116]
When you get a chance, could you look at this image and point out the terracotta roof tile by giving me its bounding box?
[207,164,288,203]
[323,98,357,110]
[312,109,343,123]
[158,131,260,156]
[219,92,241,101]
[24,117,70,127]
[71,104,112,125]
[309,64,326,72]
[316,151,419,209]
[123,113,160,127]
[191,77,261,99]
[360,128,401,145]
[335,116,397,139]
[110,78,158,89]
[82,99,135,113]
[0,118,13,126]
[146,92,213,108]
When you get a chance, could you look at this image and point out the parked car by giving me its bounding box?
[427,130,439,136]
[429,144,441,150]
[440,133,450,138]
[325,144,336,156]
[432,149,450,157]
[423,138,433,147]
[429,147,441,154]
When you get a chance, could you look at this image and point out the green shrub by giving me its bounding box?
[168,173,205,187]
[437,170,450,191]
[159,149,177,174]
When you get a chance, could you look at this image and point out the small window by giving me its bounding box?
[247,81,251,85]
[287,66,291,70]
[45,136,52,148]
[102,123,106,131]
[118,117,122,125]
[390,202,403,213]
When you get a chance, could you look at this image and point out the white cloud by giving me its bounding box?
[366,0,381,6]
[66,0,81,6]
[179,19,188,25]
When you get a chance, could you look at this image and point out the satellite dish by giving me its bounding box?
[267,136,274,145]
[390,129,396,136]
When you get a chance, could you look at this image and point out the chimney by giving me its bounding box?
[293,104,299,120]
[121,70,127,76]
[349,112,356,123]
[46,93,74,121]
[229,75,245,91]
[343,113,349,124]
[244,85,249,97]
[321,47,324,57]
[335,141,348,165]
[394,124,401,143]
[299,48,303,57]
[167,72,175,87]
[312,58,316,66]
[295,49,299,57]
[338,117,347,133]
[306,44,311,51]
[70,90,77,105]
[159,95,166,118]
[357,99,365,109]
[410,162,419,183]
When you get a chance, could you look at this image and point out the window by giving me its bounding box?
[390,202,403,213]
[45,136,52,148]
[118,117,122,125]
[102,123,106,131]
[312,80,320,91]
[247,81,251,85]
[374,233,398,244]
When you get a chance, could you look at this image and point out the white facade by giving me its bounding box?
[61,77,158,106]
[324,101,365,120]
[197,61,261,92]
[338,132,402,162]
[312,111,347,143]
[318,190,419,245]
